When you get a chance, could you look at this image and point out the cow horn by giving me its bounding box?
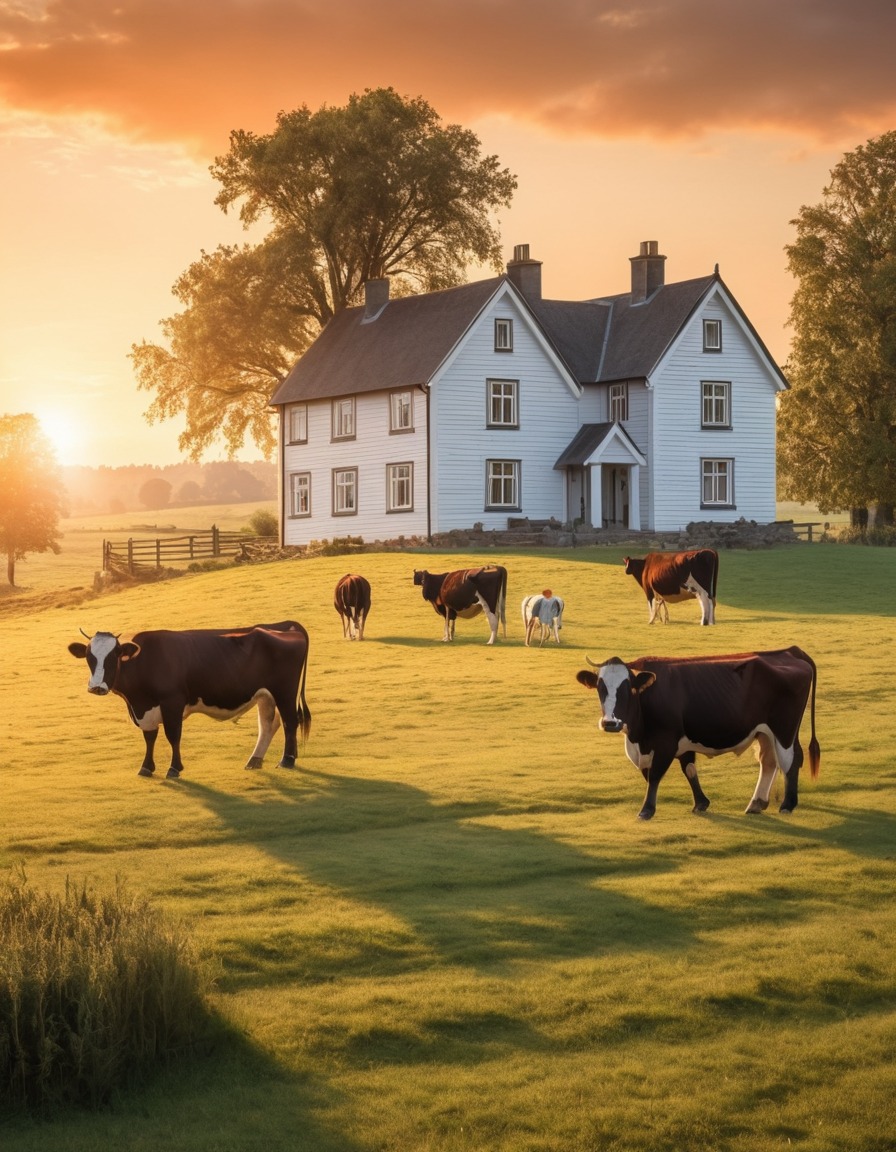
[80,628,91,639]
[585,656,599,668]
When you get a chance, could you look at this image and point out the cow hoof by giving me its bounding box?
[744,799,768,814]
[637,810,655,821]
[245,757,264,770]
[693,800,710,813]
[779,803,796,814]
[279,756,296,768]
[137,766,155,778]
[166,768,182,780]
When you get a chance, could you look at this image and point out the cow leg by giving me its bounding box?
[138,729,158,777]
[160,702,186,779]
[679,752,710,812]
[272,692,300,768]
[245,692,281,769]
[779,739,804,814]
[639,744,676,820]
[745,733,779,814]
[647,594,658,624]
[357,610,367,641]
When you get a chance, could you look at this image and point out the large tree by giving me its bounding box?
[778,132,896,521]
[0,414,66,586]
[131,88,517,459]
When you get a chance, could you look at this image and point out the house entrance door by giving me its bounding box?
[601,466,629,528]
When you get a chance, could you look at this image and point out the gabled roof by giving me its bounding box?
[591,275,716,381]
[554,422,647,469]
[271,278,503,405]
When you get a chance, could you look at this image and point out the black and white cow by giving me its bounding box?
[334,573,371,640]
[68,622,311,778]
[413,566,508,644]
[521,591,565,647]
[576,647,819,820]
[623,549,719,625]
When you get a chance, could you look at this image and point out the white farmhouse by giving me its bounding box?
[271,242,787,543]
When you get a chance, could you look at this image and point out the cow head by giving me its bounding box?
[68,632,140,695]
[412,570,426,587]
[576,656,655,733]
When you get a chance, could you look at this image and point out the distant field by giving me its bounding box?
[2,543,895,1151]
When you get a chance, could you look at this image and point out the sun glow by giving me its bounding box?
[35,408,85,466]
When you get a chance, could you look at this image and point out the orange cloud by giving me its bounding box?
[1,0,894,154]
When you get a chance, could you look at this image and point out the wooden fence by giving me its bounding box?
[102,526,277,575]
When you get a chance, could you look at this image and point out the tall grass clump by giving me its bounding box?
[834,523,896,546]
[0,872,215,1114]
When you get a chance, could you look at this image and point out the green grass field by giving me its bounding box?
[2,538,895,1151]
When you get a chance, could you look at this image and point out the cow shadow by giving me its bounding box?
[181,771,695,984]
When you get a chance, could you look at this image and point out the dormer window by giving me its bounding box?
[494,318,513,352]
[703,319,722,352]
[609,382,628,422]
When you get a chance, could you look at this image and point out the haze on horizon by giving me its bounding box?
[1,0,895,468]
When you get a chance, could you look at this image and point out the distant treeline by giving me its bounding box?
[62,460,277,515]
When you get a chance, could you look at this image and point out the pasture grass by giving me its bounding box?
[1,543,895,1150]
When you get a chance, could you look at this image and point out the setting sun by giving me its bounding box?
[34,408,84,467]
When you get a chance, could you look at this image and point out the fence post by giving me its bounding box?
[102,540,108,572]
[212,525,220,557]
[156,538,162,568]
[127,538,134,574]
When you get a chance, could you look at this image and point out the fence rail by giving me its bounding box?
[102,526,277,574]
[777,520,823,542]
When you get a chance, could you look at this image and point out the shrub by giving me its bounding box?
[0,872,216,1114]
[244,508,279,537]
[834,524,896,546]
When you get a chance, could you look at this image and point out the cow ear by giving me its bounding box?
[576,670,599,691]
[68,642,88,659]
[633,671,656,693]
[120,641,141,661]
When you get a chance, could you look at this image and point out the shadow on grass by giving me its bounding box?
[1,1022,364,1152]
[182,771,696,983]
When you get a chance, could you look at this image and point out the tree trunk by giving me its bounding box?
[6,549,15,586]
[873,502,894,526]
[850,506,868,530]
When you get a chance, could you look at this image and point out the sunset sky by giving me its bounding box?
[2,0,895,467]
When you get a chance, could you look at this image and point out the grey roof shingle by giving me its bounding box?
[270,267,781,406]
[270,277,503,405]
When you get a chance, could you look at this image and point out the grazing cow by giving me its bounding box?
[413,566,508,644]
[623,549,719,625]
[68,621,311,779]
[335,573,371,640]
[575,646,819,820]
[521,590,565,647]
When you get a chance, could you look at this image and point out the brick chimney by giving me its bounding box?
[363,278,390,320]
[506,244,542,302]
[629,241,666,304]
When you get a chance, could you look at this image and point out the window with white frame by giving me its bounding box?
[288,471,311,517]
[287,404,308,444]
[701,458,733,507]
[389,390,413,433]
[486,459,520,510]
[609,382,628,422]
[332,396,355,440]
[332,468,358,515]
[487,379,519,428]
[494,318,513,352]
[703,319,722,351]
[387,462,413,511]
[701,381,731,428]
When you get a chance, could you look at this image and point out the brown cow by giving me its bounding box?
[576,646,819,820]
[68,622,311,778]
[623,549,719,625]
[413,566,508,644]
[335,573,371,640]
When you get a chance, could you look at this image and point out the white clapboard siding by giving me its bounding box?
[430,290,581,531]
[649,295,779,531]
[282,389,429,545]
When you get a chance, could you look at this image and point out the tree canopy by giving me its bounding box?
[131,88,517,459]
[0,413,66,585]
[778,131,896,519]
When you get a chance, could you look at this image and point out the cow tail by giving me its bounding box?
[298,636,312,748]
[806,654,820,780]
[500,566,508,638]
[710,549,720,604]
